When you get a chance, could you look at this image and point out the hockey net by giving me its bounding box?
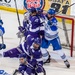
[55,14,75,57]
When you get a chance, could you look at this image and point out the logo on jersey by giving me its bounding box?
[24,0,45,10]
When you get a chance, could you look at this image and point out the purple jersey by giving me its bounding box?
[28,15,41,38]
[29,46,43,65]
[18,59,37,75]
[18,58,44,75]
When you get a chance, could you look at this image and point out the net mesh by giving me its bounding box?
[56,14,75,57]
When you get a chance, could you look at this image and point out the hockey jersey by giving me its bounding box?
[28,15,41,38]
[44,17,58,40]
[29,46,43,65]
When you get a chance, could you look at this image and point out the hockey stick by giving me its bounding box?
[14,0,23,44]
[14,0,21,26]
[0,36,6,50]
[13,69,19,75]
[56,3,75,14]
[1,36,4,44]
[54,3,75,31]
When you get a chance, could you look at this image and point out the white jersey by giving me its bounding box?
[44,17,58,40]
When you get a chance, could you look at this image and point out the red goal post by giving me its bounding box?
[55,14,75,57]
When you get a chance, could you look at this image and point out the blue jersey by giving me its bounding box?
[44,17,58,40]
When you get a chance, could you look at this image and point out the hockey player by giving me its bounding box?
[18,12,30,39]
[18,7,42,49]
[0,31,36,58]
[0,19,6,50]
[41,8,70,68]
[17,53,37,75]
[0,12,30,57]
[26,7,43,48]
[13,53,45,75]
[29,38,43,65]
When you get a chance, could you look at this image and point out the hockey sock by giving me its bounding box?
[41,48,49,62]
[57,50,67,61]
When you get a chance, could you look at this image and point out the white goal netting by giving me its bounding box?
[56,14,75,57]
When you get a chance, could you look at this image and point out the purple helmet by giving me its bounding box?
[19,53,26,58]
[34,38,42,45]
[30,7,37,13]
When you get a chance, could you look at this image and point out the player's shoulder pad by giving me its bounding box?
[51,17,58,23]
[32,16,40,22]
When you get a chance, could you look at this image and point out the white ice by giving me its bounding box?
[0,10,75,75]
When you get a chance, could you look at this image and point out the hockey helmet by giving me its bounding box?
[47,9,55,15]
[30,7,37,13]
[19,53,27,58]
[34,38,42,45]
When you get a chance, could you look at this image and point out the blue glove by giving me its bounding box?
[47,20,52,26]
[0,19,3,25]
[0,26,5,36]
[47,20,57,31]
[0,44,6,50]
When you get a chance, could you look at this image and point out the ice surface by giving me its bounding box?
[0,10,75,75]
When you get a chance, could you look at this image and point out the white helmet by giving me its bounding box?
[24,12,30,21]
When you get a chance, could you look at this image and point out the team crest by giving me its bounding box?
[24,0,45,10]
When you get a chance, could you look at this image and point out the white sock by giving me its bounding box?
[41,48,49,62]
[56,50,67,61]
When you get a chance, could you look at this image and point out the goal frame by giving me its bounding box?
[55,15,75,57]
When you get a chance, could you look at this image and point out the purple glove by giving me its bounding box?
[18,26,24,32]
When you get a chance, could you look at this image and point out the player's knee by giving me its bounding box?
[53,45,62,51]
[57,50,65,56]
[41,48,49,58]
[41,48,47,53]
